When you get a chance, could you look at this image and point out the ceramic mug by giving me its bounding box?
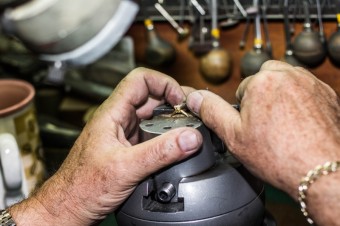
[0,79,45,208]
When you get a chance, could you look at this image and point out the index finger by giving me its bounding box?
[186,90,241,150]
[91,67,185,130]
[111,67,185,108]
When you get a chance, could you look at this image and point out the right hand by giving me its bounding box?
[10,68,203,226]
[186,60,340,197]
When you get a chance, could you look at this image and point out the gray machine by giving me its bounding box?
[116,104,276,226]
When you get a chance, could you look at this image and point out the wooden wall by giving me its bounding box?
[127,21,340,104]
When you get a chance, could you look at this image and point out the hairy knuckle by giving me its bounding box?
[260,60,279,69]
[130,67,147,76]
[124,67,148,83]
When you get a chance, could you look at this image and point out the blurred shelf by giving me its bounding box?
[136,0,339,22]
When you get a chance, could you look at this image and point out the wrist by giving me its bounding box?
[9,196,53,226]
[282,149,340,199]
[9,174,85,226]
[0,209,16,226]
[297,161,340,225]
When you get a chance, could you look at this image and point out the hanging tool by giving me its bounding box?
[240,0,271,78]
[239,6,258,49]
[233,0,247,17]
[327,0,340,66]
[239,16,251,49]
[188,4,213,56]
[142,0,176,68]
[281,0,304,66]
[260,0,273,58]
[219,0,242,27]
[315,0,327,47]
[179,0,186,27]
[199,0,232,83]
[191,0,206,15]
[292,0,326,67]
[154,2,190,41]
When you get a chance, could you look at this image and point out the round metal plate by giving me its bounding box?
[140,115,202,135]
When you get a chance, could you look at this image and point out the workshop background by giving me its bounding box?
[0,0,339,225]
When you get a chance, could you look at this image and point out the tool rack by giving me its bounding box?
[136,0,338,21]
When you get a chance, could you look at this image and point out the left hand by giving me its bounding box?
[186,60,340,196]
[186,60,340,225]
[10,68,203,226]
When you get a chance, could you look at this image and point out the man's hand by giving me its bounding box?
[10,68,203,226]
[186,60,340,225]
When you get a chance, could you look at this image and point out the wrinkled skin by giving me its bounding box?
[10,68,203,226]
[9,61,340,226]
[186,60,340,226]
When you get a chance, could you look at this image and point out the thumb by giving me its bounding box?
[126,128,202,179]
[186,90,241,149]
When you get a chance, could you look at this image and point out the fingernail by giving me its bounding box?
[187,92,203,116]
[178,131,200,152]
